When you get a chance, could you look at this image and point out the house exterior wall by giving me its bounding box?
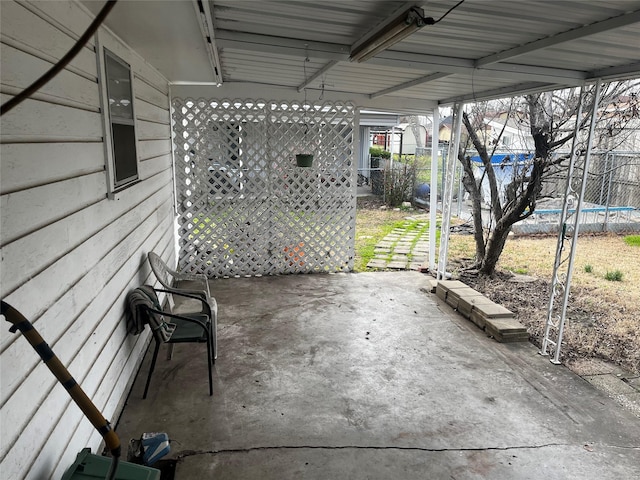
[0,1,174,478]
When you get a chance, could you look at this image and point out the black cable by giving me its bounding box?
[1,0,118,116]
[415,0,466,26]
[434,0,466,23]
[105,454,120,480]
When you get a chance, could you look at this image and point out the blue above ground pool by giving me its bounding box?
[470,153,535,205]
[470,152,534,165]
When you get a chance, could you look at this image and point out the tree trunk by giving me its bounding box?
[459,152,485,262]
[479,223,512,275]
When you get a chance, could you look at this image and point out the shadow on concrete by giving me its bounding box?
[116,272,640,479]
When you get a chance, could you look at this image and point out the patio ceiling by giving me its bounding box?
[84,0,640,111]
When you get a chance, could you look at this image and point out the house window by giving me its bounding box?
[103,49,138,191]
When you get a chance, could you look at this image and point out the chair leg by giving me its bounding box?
[213,313,217,361]
[206,333,213,396]
[166,343,175,360]
[143,340,161,399]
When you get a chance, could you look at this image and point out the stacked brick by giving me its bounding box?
[434,280,529,343]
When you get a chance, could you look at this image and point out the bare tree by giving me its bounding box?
[457,81,640,276]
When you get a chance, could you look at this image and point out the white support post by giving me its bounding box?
[541,80,603,364]
[390,126,396,167]
[437,103,463,280]
[429,107,440,271]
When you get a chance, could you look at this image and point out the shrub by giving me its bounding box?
[369,146,391,159]
[383,159,417,207]
[584,264,593,273]
[604,270,623,282]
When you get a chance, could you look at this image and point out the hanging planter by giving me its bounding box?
[296,153,314,167]
[297,53,314,169]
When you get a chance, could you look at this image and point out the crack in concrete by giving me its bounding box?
[175,442,639,459]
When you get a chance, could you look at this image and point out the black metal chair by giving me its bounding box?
[148,252,218,360]
[129,286,214,399]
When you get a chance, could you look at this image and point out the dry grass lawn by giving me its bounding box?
[355,198,639,374]
[449,233,640,375]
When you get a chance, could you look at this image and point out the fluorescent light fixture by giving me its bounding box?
[350,6,426,63]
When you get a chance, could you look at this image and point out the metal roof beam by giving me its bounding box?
[439,82,562,105]
[297,60,338,92]
[587,61,640,81]
[216,30,350,60]
[475,10,640,68]
[218,31,588,85]
[370,73,450,98]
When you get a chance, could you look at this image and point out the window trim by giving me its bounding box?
[97,37,140,198]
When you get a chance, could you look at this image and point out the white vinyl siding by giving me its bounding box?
[0,1,175,479]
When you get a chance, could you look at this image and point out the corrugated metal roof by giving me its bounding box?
[84,0,640,110]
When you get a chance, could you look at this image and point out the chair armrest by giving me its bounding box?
[145,306,210,332]
[154,288,213,318]
[173,272,211,297]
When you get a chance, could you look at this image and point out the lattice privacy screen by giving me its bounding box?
[172,98,356,277]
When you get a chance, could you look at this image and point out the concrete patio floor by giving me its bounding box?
[115,272,640,479]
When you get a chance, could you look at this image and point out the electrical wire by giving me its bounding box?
[414,0,466,26]
[1,0,118,116]
[434,0,466,24]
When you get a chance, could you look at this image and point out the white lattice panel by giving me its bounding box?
[172,98,356,277]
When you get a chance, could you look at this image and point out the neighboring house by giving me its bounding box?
[1,3,174,478]
[395,121,429,156]
[439,115,454,143]
[483,117,535,152]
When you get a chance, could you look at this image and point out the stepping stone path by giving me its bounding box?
[366,218,430,271]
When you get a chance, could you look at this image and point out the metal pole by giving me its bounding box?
[552,80,602,364]
[456,160,463,217]
[541,87,585,359]
[437,103,463,280]
[429,107,440,271]
[544,80,603,364]
[603,153,615,230]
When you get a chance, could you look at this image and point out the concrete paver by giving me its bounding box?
[366,220,430,271]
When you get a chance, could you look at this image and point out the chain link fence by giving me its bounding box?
[359,146,640,234]
[518,150,640,234]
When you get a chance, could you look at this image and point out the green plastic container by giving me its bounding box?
[61,449,161,480]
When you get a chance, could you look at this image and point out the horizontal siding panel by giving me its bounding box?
[134,77,170,110]
[136,119,171,140]
[131,62,169,97]
[139,153,172,180]
[0,43,99,110]
[47,330,150,480]
[0,143,104,194]
[2,251,163,478]
[26,0,97,47]
[135,98,170,125]
[1,199,173,463]
[0,1,97,78]
[138,138,171,161]
[0,171,172,325]
[0,96,103,141]
[0,193,173,416]
[0,171,106,246]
